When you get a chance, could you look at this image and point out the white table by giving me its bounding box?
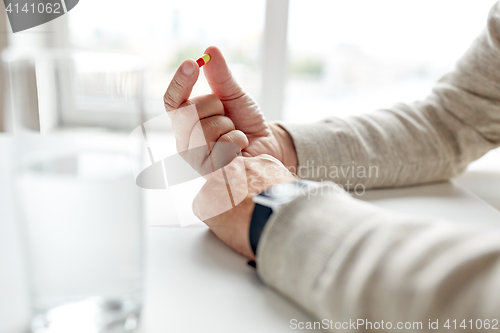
[1,135,500,333]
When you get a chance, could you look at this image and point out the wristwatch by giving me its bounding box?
[249,180,321,255]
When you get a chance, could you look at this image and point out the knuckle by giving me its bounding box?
[179,99,194,109]
[208,118,220,130]
[258,154,279,164]
[210,94,224,109]
[164,77,187,110]
[207,93,221,103]
[201,117,218,133]
[163,91,177,110]
[218,131,230,142]
[256,154,272,161]
[173,76,185,91]
[223,131,239,145]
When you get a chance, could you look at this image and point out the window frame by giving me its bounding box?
[260,0,289,121]
[0,8,8,132]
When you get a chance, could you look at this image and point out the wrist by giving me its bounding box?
[269,123,298,173]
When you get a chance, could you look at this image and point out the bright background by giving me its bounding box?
[66,0,498,122]
[68,0,266,120]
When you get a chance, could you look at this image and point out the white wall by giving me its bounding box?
[0,9,8,132]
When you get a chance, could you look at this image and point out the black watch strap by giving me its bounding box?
[249,203,273,255]
[248,180,321,256]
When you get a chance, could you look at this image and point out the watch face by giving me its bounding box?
[260,181,308,199]
[254,180,320,207]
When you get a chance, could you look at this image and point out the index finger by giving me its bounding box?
[164,59,199,111]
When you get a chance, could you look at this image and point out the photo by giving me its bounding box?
[1,0,500,332]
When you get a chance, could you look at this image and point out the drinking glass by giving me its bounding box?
[3,49,145,333]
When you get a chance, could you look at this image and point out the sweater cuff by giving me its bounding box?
[275,121,352,181]
[276,122,331,172]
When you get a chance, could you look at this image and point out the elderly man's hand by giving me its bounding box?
[193,154,297,260]
[163,46,298,175]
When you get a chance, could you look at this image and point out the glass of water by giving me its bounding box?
[3,49,145,333]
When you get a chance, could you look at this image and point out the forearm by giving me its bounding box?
[279,3,500,189]
[279,98,497,189]
[257,183,500,329]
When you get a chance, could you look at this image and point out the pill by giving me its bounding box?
[196,54,211,67]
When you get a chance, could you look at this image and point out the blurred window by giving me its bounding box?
[286,0,497,121]
[68,0,265,119]
[8,0,499,126]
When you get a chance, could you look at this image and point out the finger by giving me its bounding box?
[169,94,223,153]
[184,94,224,119]
[181,95,230,151]
[217,130,249,151]
[164,59,199,111]
[199,116,235,146]
[185,112,231,152]
[203,46,244,101]
[189,120,248,175]
[184,116,236,175]
[207,132,248,173]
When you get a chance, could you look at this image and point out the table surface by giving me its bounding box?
[1,135,500,333]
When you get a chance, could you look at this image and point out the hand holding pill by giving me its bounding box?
[163,46,298,173]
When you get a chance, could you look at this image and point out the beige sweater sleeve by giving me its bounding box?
[257,184,500,331]
[278,4,500,189]
[257,2,500,330]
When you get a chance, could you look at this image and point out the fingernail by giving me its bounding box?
[182,61,194,76]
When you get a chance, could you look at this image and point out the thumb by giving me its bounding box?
[164,59,200,111]
[203,46,244,101]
